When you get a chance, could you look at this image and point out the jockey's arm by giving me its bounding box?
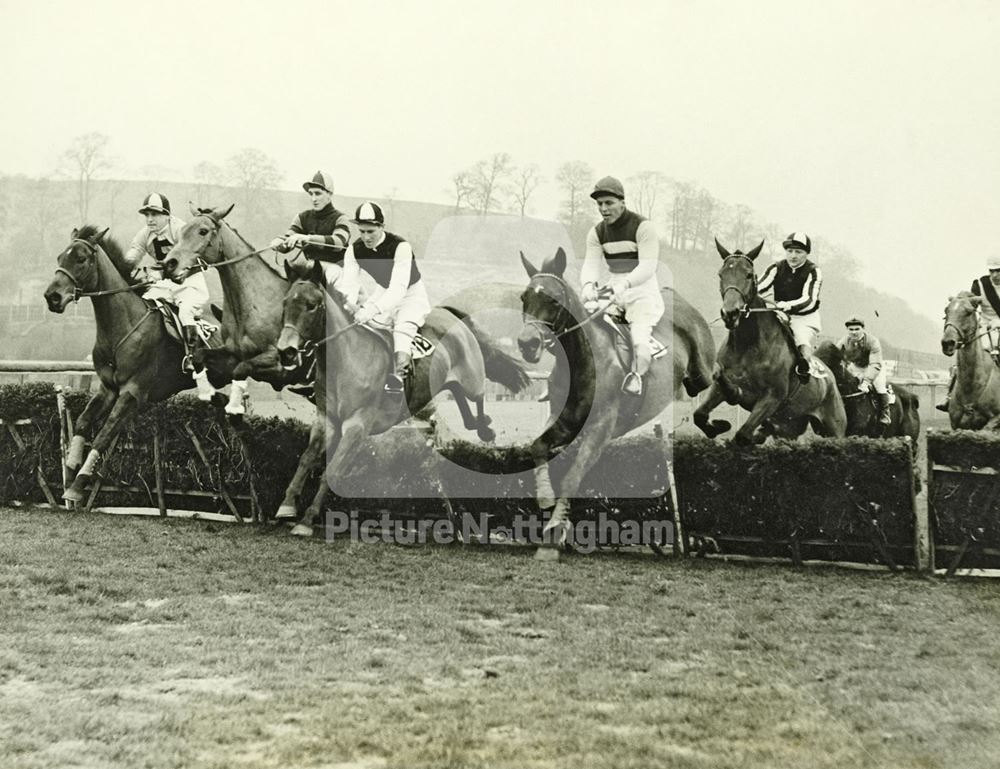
[757,263,778,302]
[337,245,362,307]
[369,241,415,315]
[623,220,659,287]
[777,267,823,315]
[124,228,151,271]
[581,227,604,301]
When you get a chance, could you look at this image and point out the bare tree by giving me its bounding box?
[627,170,667,222]
[555,160,594,230]
[61,132,112,222]
[668,181,696,250]
[224,148,283,221]
[510,164,544,217]
[469,152,513,215]
[107,179,128,230]
[450,170,475,213]
[726,204,755,250]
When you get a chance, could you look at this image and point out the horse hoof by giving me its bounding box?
[683,375,708,397]
[290,523,314,538]
[477,427,496,443]
[275,505,298,520]
[63,486,85,502]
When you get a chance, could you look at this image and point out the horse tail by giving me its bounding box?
[668,290,715,393]
[440,306,531,393]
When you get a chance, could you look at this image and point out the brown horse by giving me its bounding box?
[516,247,715,544]
[160,204,305,414]
[275,261,530,535]
[693,240,846,444]
[815,340,920,442]
[43,226,225,501]
[940,291,1000,429]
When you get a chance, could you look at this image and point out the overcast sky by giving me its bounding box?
[2,0,998,318]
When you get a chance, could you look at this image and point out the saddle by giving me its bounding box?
[596,307,669,372]
[147,299,218,347]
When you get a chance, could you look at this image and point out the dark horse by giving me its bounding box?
[815,340,920,442]
[275,261,530,535]
[693,239,846,444]
[43,226,225,501]
[160,204,305,415]
[517,247,716,544]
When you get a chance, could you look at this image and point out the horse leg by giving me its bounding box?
[276,411,332,522]
[64,390,139,502]
[733,393,783,445]
[292,415,369,538]
[693,382,733,438]
[66,384,117,473]
[473,397,495,442]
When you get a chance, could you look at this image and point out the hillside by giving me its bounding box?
[0,177,945,362]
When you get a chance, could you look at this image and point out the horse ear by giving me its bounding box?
[746,240,765,262]
[970,295,983,308]
[715,238,730,259]
[520,251,538,278]
[96,227,110,243]
[71,227,79,239]
[310,259,324,285]
[543,247,567,276]
[188,201,200,217]
[215,204,235,220]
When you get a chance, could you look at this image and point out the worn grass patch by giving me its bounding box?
[1,507,998,768]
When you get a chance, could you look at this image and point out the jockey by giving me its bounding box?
[336,201,431,395]
[936,253,1000,411]
[581,176,664,396]
[124,193,213,398]
[758,232,823,383]
[838,317,891,425]
[270,171,352,278]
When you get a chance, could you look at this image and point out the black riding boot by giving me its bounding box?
[877,392,892,425]
[794,344,811,384]
[385,351,412,395]
[181,325,199,373]
[936,368,956,412]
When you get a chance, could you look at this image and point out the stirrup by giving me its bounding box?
[794,361,811,382]
[384,374,405,395]
[622,372,643,395]
[181,354,195,374]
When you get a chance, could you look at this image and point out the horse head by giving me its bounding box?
[44,226,111,312]
[278,259,326,370]
[160,203,235,280]
[517,247,574,364]
[941,291,981,356]
[715,238,765,329]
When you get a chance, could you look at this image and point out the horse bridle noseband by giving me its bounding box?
[522,272,613,348]
[55,239,152,300]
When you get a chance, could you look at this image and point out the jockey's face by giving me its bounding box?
[144,211,169,232]
[306,187,332,209]
[358,224,383,249]
[989,268,1000,285]
[784,247,808,269]
[594,195,626,224]
[846,325,864,341]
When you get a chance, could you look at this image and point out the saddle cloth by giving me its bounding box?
[598,309,669,371]
[147,299,218,344]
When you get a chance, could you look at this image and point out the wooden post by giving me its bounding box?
[184,423,243,523]
[153,418,167,518]
[916,430,936,574]
[56,388,71,509]
[665,433,686,557]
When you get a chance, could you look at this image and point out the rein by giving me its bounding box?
[523,272,614,346]
[56,240,152,301]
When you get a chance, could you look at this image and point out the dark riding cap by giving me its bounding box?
[303,170,334,194]
[844,317,865,328]
[782,231,811,253]
[138,192,170,215]
[353,201,385,226]
[590,176,625,200]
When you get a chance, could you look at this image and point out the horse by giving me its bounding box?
[940,291,1000,429]
[693,239,846,444]
[516,247,715,545]
[43,226,226,502]
[275,260,530,536]
[815,340,920,442]
[159,203,305,415]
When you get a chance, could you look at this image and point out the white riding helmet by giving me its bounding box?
[986,254,1000,270]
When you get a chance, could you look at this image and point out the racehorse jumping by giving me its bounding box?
[693,239,846,444]
[517,246,715,546]
[160,204,307,415]
[815,340,920,442]
[940,291,1000,429]
[43,226,225,501]
[275,260,530,536]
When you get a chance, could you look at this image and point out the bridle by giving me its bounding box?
[176,212,274,278]
[521,272,612,349]
[55,239,152,301]
[942,301,989,349]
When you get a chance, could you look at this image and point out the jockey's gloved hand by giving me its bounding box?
[581,282,598,304]
[269,237,288,253]
[354,303,379,324]
[858,379,872,393]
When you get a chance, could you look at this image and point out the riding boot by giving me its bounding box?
[794,344,812,384]
[877,392,892,425]
[385,351,412,395]
[935,369,956,412]
[181,325,199,373]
